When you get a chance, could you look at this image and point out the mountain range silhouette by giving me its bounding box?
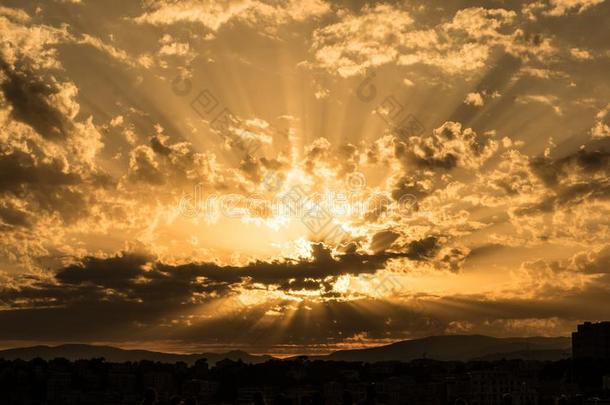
[0,335,571,364]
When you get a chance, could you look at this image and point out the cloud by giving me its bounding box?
[531,147,610,191]
[1,234,455,312]
[570,245,610,274]
[396,121,498,171]
[135,1,256,29]
[123,131,225,190]
[516,94,563,115]
[0,241,603,347]
[591,103,610,139]
[0,8,68,69]
[0,150,80,194]
[522,0,606,19]
[468,141,610,247]
[78,34,152,69]
[0,6,115,272]
[56,245,388,295]
[402,78,414,87]
[0,251,598,346]
[0,199,30,228]
[545,0,606,16]
[134,0,330,31]
[483,146,609,227]
[464,92,484,106]
[0,63,76,140]
[309,4,554,77]
[310,4,415,77]
[403,236,440,261]
[570,47,593,60]
[476,150,546,205]
[445,7,516,39]
[126,145,165,185]
[369,230,400,253]
[0,6,30,23]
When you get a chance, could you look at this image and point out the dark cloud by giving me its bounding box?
[0,150,80,193]
[391,175,431,201]
[395,122,497,171]
[395,139,457,171]
[154,243,410,293]
[0,239,453,341]
[530,156,561,188]
[45,237,447,301]
[531,148,610,188]
[3,269,609,346]
[0,61,73,140]
[0,149,90,223]
[437,247,469,273]
[0,243,605,347]
[3,245,404,310]
[516,146,610,216]
[56,254,151,288]
[571,245,610,274]
[466,243,506,260]
[0,204,30,228]
[370,230,400,253]
[404,236,440,261]
[149,135,172,156]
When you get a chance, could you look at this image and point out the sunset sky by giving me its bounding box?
[0,0,609,356]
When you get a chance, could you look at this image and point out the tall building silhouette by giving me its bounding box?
[572,322,610,359]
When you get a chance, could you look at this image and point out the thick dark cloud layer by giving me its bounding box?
[0,237,457,344]
[2,247,610,346]
[44,242,419,300]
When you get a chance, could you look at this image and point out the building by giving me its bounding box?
[468,370,522,405]
[572,322,610,359]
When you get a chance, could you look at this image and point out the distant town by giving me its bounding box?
[2,323,610,404]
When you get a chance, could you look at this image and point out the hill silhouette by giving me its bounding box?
[315,334,571,362]
[0,344,272,365]
[0,335,572,364]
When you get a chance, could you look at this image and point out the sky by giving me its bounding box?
[0,0,609,356]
